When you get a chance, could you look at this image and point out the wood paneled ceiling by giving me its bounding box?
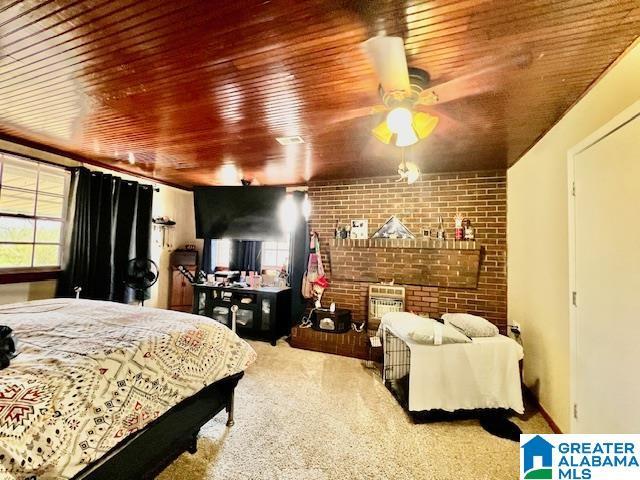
[0,0,638,187]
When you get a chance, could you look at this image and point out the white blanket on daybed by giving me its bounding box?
[380,314,524,414]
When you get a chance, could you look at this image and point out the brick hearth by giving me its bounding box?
[288,326,370,359]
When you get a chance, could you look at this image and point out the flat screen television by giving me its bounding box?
[194,186,287,240]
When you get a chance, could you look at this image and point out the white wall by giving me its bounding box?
[0,280,57,304]
[507,39,640,432]
[0,142,200,308]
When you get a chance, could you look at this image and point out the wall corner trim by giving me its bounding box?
[523,386,563,434]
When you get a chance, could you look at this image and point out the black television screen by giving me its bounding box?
[193,186,287,240]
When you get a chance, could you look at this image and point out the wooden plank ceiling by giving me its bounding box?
[1,0,638,187]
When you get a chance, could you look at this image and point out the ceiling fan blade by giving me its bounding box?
[415,105,462,132]
[362,36,411,95]
[324,105,387,127]
[417,51,532,105]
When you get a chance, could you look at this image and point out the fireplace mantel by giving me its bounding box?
[328,238,482,288]
[330,238,479,250]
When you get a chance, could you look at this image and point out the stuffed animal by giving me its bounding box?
[0,325,17,370]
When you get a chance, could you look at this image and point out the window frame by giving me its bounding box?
[211,237,290,272]
[0,151,70,281]
[260,237,290,271]
[213,238,231,270]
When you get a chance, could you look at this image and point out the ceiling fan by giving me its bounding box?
[362,36,440,149]
[355,35,530,182]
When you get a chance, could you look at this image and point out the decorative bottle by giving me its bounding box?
[463,219,475,240]
[454,213,464,240]
[436,216,446,240]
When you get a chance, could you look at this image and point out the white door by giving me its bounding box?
[573,113,640,433]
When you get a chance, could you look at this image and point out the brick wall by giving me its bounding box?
[307,170,507,331]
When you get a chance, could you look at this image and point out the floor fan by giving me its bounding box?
[124,258,159,306]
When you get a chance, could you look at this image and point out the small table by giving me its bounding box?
[192,284,291,346]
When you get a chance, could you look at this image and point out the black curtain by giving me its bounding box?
[201,239,262,273]
[57,167,154,303]
[201,239,215,273]
[132,183,153,301]
[229,240,262,271]
[288,192,309,326]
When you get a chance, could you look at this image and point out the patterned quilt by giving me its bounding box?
[0,299,256,480]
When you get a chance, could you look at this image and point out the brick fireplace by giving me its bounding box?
[307,170,507,332]
[329,238,481,288]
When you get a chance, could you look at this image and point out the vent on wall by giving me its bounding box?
[276,135,305,145]
[368,284,406,332]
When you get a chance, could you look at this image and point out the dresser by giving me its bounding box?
[169,266,196,312]
[192,284,291,345]
[168,249,198,312]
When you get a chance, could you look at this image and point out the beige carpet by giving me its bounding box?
[159,340,551,480]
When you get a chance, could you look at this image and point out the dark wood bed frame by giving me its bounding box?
[72,372,243,480]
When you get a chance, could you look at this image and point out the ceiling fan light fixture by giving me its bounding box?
[412,112,439,140]
[386,107,413,134]
[372,121,393,144]
[395,128,419,147]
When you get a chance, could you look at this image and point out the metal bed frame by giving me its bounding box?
[71,372,243,480]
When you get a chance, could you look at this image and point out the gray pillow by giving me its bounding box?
[441,313,499,338]
[408,318,471,345]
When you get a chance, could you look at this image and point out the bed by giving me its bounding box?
[378,313,524,414]
[0,299,256,480]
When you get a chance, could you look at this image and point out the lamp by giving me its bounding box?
[386,107,413,134]
[395,129,419,148]
[371,121,393,144]
[412,111,439,139]
[386,107,418,147]
[372,109,439,147]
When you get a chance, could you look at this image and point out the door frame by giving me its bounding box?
[567,99,640,432]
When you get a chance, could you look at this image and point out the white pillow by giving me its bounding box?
[408,318,471,345]
[441,313,499,338]
[379,311,432,338]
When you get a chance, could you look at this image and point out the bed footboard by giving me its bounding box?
[72,372,244,480]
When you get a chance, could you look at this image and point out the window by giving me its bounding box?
[0,153,69,270]
[211,237,290,271]
[261,237,290,270]
[215,239,231,269]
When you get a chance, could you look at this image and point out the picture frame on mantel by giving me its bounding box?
[371,216,415,239]
[350,219,368,239]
